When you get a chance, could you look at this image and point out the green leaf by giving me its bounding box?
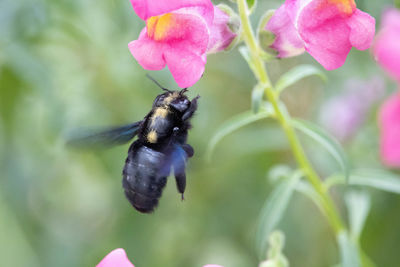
[345,191,370,241]
[337,231,361,267]
[256,170,302,258]
[360,248,377,267]
[275,65,327,94]
[206,107,274,160]
[291,118,350,182]
[325,169,400,194]
[252,83,265,113]
[295,181,326,216]
[247,0,257,11]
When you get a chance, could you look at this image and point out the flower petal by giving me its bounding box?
[379,93,400,168]
[373,9,400,81]
[346,9,375,50]
[284,0,313,26]
[266,5,305,58]
[130,0,214,25]
[128,29,166,70]
[207,6,238,54]
[147,11,210,55]
[297,0,352,70]
[164,48,206,88]
[96,248,135,267]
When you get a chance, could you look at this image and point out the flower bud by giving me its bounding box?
[207,4,241,53]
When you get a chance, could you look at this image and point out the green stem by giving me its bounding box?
[237,0,344,233]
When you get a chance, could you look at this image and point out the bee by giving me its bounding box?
[69,76,199,213]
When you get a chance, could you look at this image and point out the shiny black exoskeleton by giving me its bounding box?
[123,88,199,213]
[69,80,199,213]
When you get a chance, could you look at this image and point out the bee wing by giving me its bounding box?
[157,144,187,176]
[67,121,143,148]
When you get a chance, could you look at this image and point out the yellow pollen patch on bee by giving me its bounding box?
[147,130,158,143]
[153,107,168,118]
[150,107,169,126]
[164,92,179,105]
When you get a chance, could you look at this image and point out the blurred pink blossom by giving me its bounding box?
[266,0,375,70]
[128,0,237,88]
[96,248,223,267]
[319,77,385,142]
[379,92,400,168]
[373,8,400,81]
[97,248,135,267]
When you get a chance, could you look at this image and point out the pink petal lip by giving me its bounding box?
[164,47,206,88]
[96,248,135,267]
[128,29,166,70]
[130,0,214,25]
[347,9,376,50]
[379,93,400,168]
[373,8,400,81]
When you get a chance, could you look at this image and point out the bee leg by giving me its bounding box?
[182,144,194,158]
[182,95,199,121]
[173,148,187,200]
[175,172,186,201]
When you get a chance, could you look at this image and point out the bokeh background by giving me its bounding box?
[1,0,400,266]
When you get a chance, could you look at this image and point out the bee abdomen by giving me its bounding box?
[122,174,167,213]
[123,188,160,213]
[122,141,170,213]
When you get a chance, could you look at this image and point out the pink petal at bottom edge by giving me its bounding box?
[96,248,135,267]
[379,93,400,168]
[346,9,376,50]
[164,48,206,88]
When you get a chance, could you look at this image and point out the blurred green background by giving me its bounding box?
[1,0,400,266]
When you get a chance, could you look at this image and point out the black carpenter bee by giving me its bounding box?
[69,77,199,213]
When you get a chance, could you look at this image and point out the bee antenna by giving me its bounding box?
[179,88,188,95]
[146,74,171,92]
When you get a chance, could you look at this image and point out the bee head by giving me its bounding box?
[168,88,190,113]
[152,89,190,111]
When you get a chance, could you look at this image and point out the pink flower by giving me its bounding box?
[96,248,223,267]
[320,76,384,142]
[97,248,135,267]
[379,92,400,168]
[265,0,375,70]
[373,9,400,82]
[128,0,238,88]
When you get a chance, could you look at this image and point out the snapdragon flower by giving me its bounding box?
[128,0,238,88]
[265,0,375,70]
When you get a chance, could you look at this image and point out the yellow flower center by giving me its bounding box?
[328,0,356,15]
[146,13,175,41]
